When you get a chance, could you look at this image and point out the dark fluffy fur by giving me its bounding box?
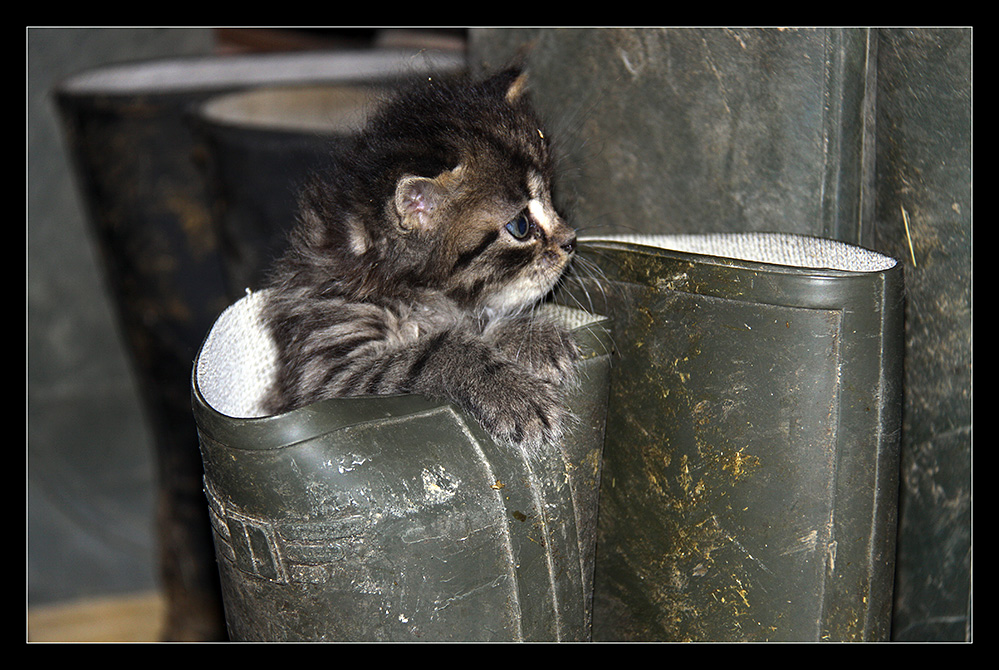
[263,69,579,453]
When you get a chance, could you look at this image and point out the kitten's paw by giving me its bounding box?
[469,367,571,453]
[487,316,580,386]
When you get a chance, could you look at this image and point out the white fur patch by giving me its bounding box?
[345,215,370,255]
[528,198,552,235]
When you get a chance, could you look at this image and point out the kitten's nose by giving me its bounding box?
[561,235,577,255]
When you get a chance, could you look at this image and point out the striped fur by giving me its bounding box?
[263,69,578,452]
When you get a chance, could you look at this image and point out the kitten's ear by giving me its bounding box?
[504,70,529,104]
[394,166,464,231]
[487,68,529,104]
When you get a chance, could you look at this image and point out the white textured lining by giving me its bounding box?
[194,291,604,419]
[196,289,278,419]
[585,233,897,273]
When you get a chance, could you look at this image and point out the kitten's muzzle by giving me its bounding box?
[561,236,577,255]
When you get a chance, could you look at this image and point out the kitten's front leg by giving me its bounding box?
[407,329,570,452]
[484,314,580,386]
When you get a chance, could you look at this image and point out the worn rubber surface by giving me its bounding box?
[573,235,903,641]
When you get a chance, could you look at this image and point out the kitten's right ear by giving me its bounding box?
[394,166,464,231]
[394,175,440,231]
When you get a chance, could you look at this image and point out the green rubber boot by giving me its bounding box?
[569,233,903,642]
[192,290,612,641]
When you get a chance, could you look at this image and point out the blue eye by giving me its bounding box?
[505,213,532,240]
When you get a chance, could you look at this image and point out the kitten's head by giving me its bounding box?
[298,69,575,315]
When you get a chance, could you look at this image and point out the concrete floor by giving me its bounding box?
[28,591,167,642]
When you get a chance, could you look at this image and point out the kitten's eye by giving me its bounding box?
[505,213,532,240]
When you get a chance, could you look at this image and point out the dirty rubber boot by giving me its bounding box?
[192,290,612,641]
[570,233,904,642]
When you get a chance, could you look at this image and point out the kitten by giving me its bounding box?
[262,68,579,453]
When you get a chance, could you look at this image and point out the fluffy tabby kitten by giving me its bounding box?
[262,68,579,453]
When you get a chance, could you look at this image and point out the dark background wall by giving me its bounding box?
[470,28,879,243]
[871,29,971,642]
